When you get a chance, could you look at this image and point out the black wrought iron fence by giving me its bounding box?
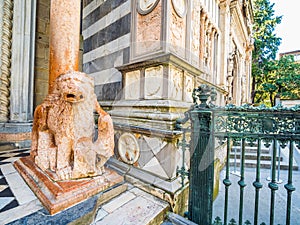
[176,84,300,225]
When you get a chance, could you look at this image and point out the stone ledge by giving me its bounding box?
[107,157,189,214]
[108,157,185,193]
[0,122,32,144]
[113,122,182,139]
[162,212,197,225]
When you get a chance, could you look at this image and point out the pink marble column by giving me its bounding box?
[48,0,81,93]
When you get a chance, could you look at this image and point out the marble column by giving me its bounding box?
[49,0,81,93]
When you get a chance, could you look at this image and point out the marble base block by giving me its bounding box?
[14,156,124,215]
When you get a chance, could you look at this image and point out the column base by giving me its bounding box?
[14,156,124,215]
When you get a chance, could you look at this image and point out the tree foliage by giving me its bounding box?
[255,55,300,106]
[251,0,282,104]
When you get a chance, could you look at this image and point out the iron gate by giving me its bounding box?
[176,84,300,225]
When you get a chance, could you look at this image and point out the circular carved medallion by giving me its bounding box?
[118,133,140,164]
[171,0,187,18]
[137,0,160,15]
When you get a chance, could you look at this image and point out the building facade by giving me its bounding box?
[0,0,253,212]
[279,49,300,63]
[82,0,254,188]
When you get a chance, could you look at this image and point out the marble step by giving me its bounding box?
[231,146,270,154]
[229,158,298,171]
[230,152,282,161]
[92,186,169,225]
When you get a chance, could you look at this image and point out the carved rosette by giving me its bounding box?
[118,132,140,164]
[171,0,187,18]
[137,0,160,15]
[0,0,13,122]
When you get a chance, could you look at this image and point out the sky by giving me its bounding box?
[271,0,300,54]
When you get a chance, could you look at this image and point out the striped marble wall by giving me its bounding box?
[82,0,131,101]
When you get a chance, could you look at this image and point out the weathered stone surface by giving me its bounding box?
[124,70,141,100]
[14,156,124,215]
[135,0,162,57]
[168,65,183,101]
[144,66,164,99]
[170,6,186,57]
[31,71,114,180]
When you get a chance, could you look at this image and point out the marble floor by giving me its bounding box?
[0,148,44,225]
[0,148,170,225]
[0,148,30,213]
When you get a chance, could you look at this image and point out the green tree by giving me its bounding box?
[251,0,282,104]
[255,55,300,106]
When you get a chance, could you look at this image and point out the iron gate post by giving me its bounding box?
[188,107,214,225]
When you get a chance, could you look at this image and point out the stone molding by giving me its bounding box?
[0,0,13,122]
[10,0,36,122]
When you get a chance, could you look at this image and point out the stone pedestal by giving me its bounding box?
[109,54,194,181]
[100,0,227,208]
[14,156,124,215]
[107,54,226,182]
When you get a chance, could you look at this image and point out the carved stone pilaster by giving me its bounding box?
[10,0,36,122]
[199,11,206,65]
[226,48,236,102]
[0,0,13,122]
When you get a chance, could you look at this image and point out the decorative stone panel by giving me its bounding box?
[191,1,201,67]
[144,65,164,99]
[115,129,181,180]
[169,3,186,59]
[183,73,194,102]
[124,70,141,100]
[155,142,180,178]
[142,156,169,179]
[168,65,183,101]
[135,0,162,58]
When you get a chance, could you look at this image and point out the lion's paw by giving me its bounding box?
[56,166,72,180]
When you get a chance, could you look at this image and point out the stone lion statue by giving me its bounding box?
[31,71,114,180]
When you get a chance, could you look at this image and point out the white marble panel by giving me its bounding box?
[124,70,141,100]
[96,196,167,225]
[83,34,130,64]
[94,208,109,222]
[82,1,130,38]
[0,199,42,225]
[168,66,183,101]
[142,157,169,179]
[184,73,194,102]
[143,136,167,155]
[144,66,164,99]
[90,68,122,85]
[102,191,136,213]
[5,171,37,205]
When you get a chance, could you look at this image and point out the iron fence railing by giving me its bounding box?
[176,84,300,225]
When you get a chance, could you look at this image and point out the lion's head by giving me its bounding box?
[53,71,95,104]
